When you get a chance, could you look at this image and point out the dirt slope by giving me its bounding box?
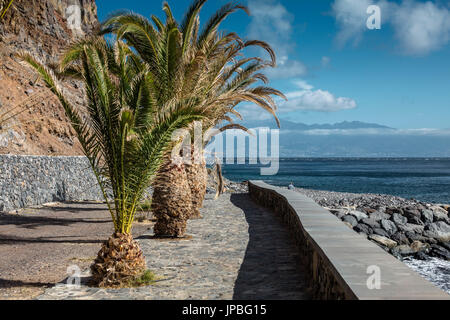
[0,0,98,155]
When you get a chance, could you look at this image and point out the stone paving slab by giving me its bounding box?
[37,194,311,300]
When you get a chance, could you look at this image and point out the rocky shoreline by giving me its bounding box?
[220,179,450,262]
[293,186,450,262]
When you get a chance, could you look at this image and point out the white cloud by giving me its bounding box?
[391,1,450,55]
[332,0,373,47]
[321,56,331,67]
[332,0,450,55]
[282,80,357,112]
[235,80,357,120]
[294,80,314,90]
[247,0,307,78]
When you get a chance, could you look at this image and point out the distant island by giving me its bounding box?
[224,120,450,158]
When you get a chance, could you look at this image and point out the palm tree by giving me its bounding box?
[101,0,285,236]
[19,37,203,287]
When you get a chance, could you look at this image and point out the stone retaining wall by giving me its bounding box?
[248,180,449,300]
[0,155,102,212]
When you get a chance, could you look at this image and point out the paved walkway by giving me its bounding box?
[36,194,311,300]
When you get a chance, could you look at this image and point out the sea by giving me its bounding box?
[222,157,450,294]
[222,158,450,204]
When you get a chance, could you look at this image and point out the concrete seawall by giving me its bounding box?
[0,155,102,212]
[248,180,450,300]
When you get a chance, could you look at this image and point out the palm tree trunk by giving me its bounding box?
[214,160,225,199]
[185,145,207,219]
[90,233,146,288]
[151,155,193,237]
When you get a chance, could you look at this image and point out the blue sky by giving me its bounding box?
[96,0,450,130]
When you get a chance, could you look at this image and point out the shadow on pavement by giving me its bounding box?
[230,193,311,300]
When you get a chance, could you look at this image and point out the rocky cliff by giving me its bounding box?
[0,0,99,155]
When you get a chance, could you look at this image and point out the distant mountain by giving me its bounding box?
[241,119,392,131]
[212,120,450,158]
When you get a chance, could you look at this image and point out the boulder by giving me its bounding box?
[430,206,449,222]
[354,223,373,235]
[361,218,380,229]
[358,207,376,214]
[373,228,390,238]
[342,215,358,227]
[404,207,421,217]
[391,232,410,245]
[349,210,368,221]
[343,222,354,229]
[430,244,450,260]
[369,235,397,249]
[415,251,429,260]
[367,211,390,222]
[386,207,403,215]
[410,241,430,254]
[381,219,398,236]
[421,209,434,224]
[415,204,427,211]
[431,208,450,224]
[391,245,416,257]
[431,205,448,215]
[403,210,424,225]
[329,209,347,219]
[391,213,407,225]
[423,222,450,242]
[397,223,425,234]
[406,232,437,244]
[439,241,450,251]
[374,205,387,213]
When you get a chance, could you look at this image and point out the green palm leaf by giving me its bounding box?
[19,37,204,234]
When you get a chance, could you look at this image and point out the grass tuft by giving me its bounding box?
[128,270,158,287]
[135,199,153,222]
[137,199,152,212]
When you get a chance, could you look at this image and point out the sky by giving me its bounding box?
[96,0,450,130]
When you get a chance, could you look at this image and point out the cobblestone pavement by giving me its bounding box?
[37,194,311,300]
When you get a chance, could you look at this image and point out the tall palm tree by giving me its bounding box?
[102,0,285,236]
[19,37,203,287]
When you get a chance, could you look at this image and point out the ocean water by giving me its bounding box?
[222,158,450,204]
[404,258,450,294]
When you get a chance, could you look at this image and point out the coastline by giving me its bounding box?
[220,158,450,204]
[221,178,450,294]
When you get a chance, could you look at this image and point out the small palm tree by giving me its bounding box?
[102,0,285,237]
[19,37,203,287]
